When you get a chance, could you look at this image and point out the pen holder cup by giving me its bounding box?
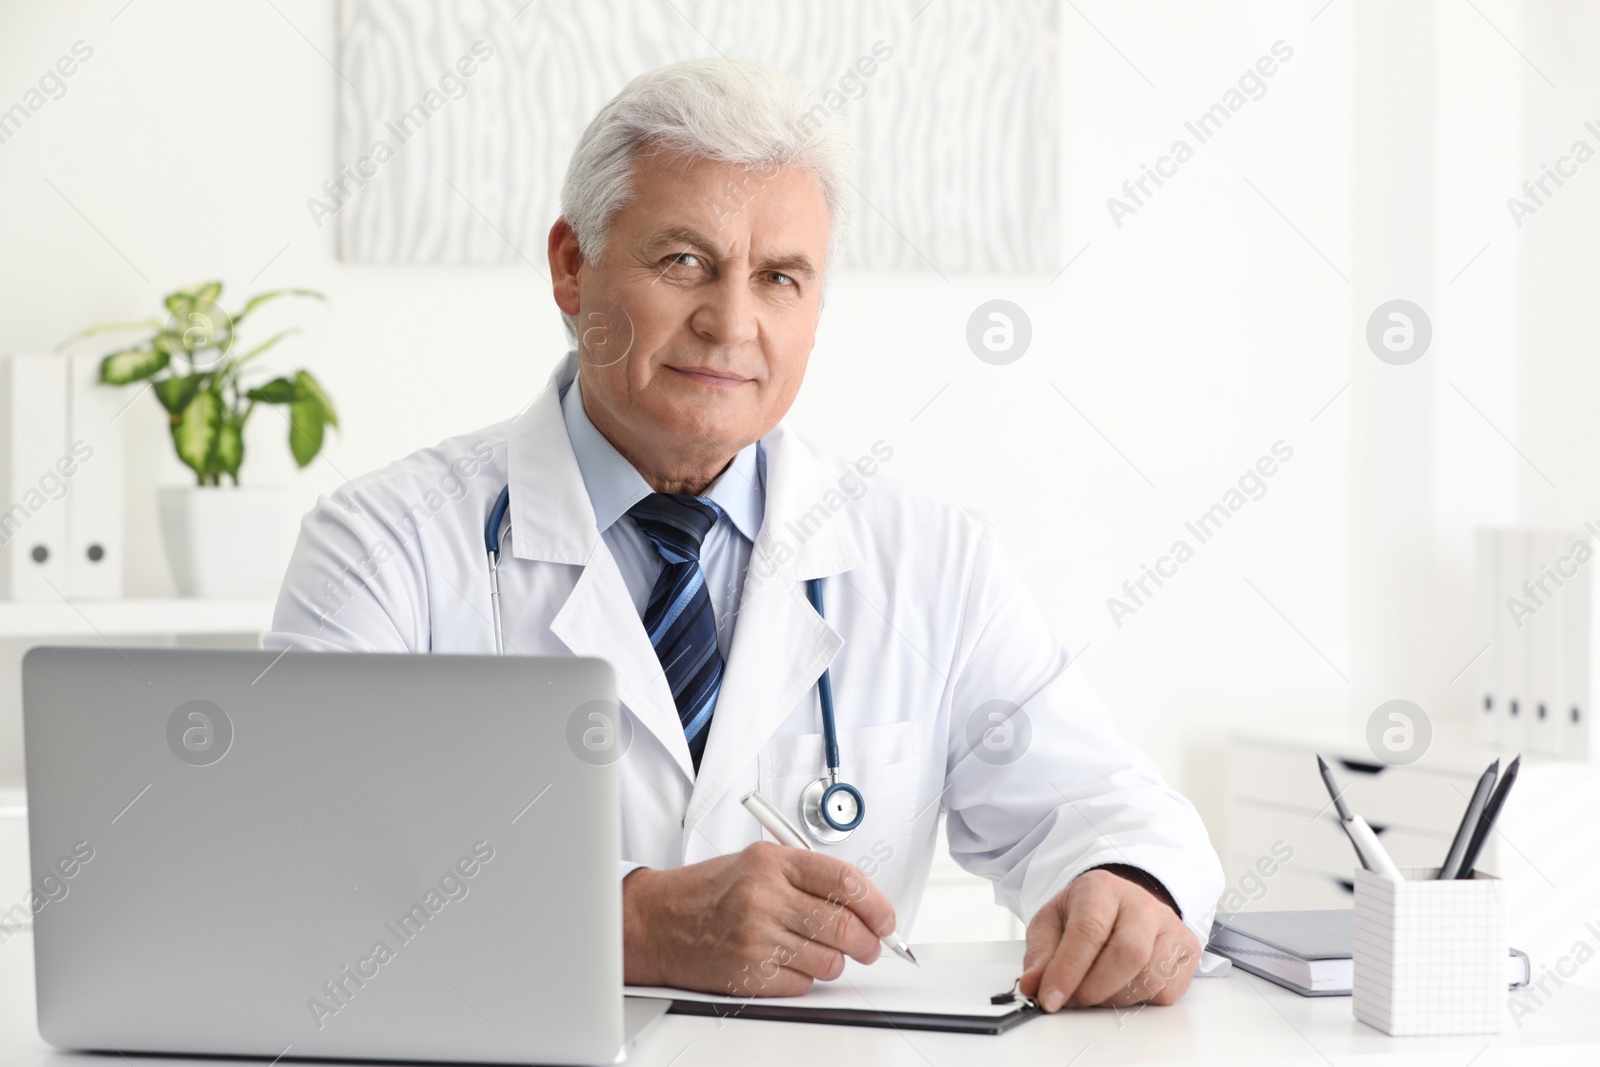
[1352,867,1509,1036]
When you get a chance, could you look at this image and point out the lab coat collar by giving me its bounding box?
[508,351,865,802]
[505,353,600,566]
[507,356,696,779]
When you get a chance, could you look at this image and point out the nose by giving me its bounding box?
[691,275,758,348]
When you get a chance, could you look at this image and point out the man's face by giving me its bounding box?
[551,149,831,474]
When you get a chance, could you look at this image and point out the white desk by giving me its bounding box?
[2,932,1596,1066]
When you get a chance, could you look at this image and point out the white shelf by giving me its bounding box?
[0,598,275,637]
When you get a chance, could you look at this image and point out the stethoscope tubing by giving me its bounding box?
[486,485,512,655]
[485,484,858,836]
[804,577,842,774]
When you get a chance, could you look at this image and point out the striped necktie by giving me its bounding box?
[627,493,724,773]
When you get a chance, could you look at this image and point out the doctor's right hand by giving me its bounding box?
[621,841,899,997]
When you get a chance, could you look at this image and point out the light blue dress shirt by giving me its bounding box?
[559,376,764,658]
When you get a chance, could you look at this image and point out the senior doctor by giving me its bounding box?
[267,59,1224,1011]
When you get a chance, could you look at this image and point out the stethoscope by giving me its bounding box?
[484,485,865,843]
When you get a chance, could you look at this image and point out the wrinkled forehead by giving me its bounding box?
[612,148,832,268]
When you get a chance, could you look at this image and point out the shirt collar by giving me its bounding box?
[560,373,764,543]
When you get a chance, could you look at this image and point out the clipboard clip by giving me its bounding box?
[990,977,1037,1009]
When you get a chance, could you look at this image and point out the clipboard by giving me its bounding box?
[662,997,1041,1034]
[626,958,1044,1035]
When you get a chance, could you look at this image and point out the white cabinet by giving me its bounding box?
[0,788,24,937]
[0,599,274,638]
[1223,732,1600,967]
[1224,736,1483,907]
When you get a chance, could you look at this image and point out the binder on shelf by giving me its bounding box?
[1528,530,1564,756]
[0,355,69,602]
[1475,524,1597,760]
[64,352,123,599]
[1495,529,1527,753]
[1560,530,1596,760]
[1475,528,1499,749]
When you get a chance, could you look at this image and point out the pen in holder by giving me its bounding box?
[1352,867,1509,1036]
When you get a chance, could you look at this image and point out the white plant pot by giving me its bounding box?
[158,486,296,598]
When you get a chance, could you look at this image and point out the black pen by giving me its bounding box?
[1316,755,1371,872]
[1438,759,1498,880]
[1454,754,1520,879]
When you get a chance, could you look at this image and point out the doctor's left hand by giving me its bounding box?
[1017,866,1200,1011]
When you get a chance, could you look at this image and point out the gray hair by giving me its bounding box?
[558,59,853,339]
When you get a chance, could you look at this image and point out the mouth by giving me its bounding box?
[666,365,753,389]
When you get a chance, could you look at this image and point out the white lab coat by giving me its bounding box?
[266,354,1224,943]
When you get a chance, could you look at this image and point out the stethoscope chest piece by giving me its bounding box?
[799,775,864,843]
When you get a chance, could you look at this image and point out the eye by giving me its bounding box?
[765,271,795,287]
[664,251,703,269]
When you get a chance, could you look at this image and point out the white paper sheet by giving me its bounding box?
[625,957,1026,1018]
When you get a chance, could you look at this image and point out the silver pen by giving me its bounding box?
[740,791,918,966]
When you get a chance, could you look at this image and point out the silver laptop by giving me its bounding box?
[23,646,668,1065]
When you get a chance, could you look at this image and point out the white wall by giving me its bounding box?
[0,0,1351,816]
[1517,0,1600,528]
[2,0,1583,861]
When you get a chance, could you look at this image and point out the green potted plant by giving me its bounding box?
[64,281,338,597]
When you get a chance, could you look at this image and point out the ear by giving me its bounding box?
[549,217,583,317]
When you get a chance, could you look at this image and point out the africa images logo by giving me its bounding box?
[166,700,233,767]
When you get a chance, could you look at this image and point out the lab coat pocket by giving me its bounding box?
[756,720,923,905]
